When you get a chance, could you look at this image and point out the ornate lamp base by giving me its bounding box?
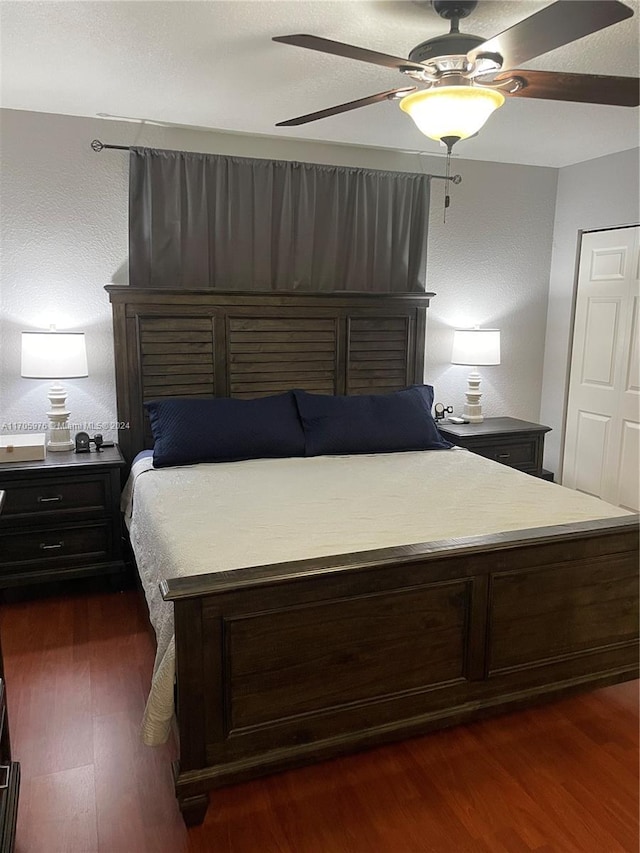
[46,382,75,452]
[462,368,484,424]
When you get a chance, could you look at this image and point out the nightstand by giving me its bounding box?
[437,417,553,479]
[0,446,127,587]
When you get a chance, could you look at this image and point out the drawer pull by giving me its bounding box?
[0,765,9,790]
[37,495,63,504]
[497,453,511,460]
[39,541,64,551]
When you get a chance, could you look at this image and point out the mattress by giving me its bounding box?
[122,448,630,746]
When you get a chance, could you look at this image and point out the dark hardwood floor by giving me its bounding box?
[2,587,638,853]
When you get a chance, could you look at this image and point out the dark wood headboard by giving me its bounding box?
[106,287,434,462]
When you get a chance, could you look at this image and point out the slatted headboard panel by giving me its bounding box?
[346,316,413,395]
[140,317,216,398]
[228,316,338,399]
[106,288,433,463]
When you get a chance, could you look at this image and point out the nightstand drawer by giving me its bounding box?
[471,440,537,469]
[0,522,110,569]
[436,418,551,479]
[0,476,107,521]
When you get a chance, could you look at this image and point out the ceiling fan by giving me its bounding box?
[273,0,639,150]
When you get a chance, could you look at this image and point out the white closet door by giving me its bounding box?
[562,225,640,510]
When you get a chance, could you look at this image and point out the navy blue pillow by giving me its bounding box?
[145,393,305,468]
[293,385,453,456]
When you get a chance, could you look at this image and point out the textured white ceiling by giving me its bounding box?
[1,0,638,167]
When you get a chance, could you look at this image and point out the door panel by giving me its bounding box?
[626,296,640,392]
[581,298,620,386]
[574,411,609,497]
[618,421,640,511]
[563,226,640,509]
[589,245,628,280]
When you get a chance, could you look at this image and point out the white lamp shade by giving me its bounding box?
[399,86,505,142]
[21,331,88,379]
[451,329,501,366]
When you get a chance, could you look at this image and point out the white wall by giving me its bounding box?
[1,108,557,443]
[540,147,640,476]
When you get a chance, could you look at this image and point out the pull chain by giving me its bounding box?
[444,146,451,223]
[440,135,460,224]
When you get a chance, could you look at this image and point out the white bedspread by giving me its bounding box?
[122,449,630,746]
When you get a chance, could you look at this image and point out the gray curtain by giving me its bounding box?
[129,147,430,292]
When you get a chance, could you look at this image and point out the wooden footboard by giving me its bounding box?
[161,515,639,826]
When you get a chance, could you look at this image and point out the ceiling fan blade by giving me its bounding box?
[484,69,640,107]
[273,34,426,73]
[275,87,416,127]
[467,1,634,70]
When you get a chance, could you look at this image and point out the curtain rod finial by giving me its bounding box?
[91,139,104,152]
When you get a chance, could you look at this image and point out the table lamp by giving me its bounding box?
[21,329,88,451]
[451,328,501,424]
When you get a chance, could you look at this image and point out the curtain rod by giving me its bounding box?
[89,139,462,184]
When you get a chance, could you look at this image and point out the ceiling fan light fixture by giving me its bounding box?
[399,85,505,142]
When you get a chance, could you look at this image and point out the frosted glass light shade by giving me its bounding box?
[399,86,505,142]
[451,329,501,366]
[21,331,88,379]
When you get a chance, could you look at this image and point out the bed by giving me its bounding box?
[107,287,639,826]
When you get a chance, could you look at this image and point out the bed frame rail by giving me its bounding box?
[162,515,639,825]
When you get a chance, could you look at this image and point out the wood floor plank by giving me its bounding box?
[336,746,487,852]
[87,592,152,717]
[1,589,637,853]
[469,703,639,850]
[8,619,94,778]
[407,728,555,850]
[93,711,189,853]
[19,764,98,853]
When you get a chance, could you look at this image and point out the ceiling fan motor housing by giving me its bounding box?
[408,32,484,66]
[431,0,478,21]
